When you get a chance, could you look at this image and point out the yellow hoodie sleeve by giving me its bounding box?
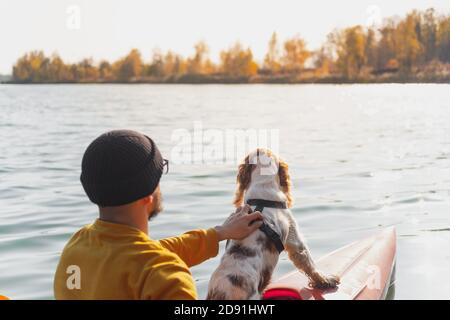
[158,228,219,267]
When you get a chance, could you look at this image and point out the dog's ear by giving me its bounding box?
[233,155,254,207]
[278,159,293,208]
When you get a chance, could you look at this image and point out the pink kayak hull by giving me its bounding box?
[264,227,397,300]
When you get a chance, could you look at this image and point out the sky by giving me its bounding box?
[1,0,449,74]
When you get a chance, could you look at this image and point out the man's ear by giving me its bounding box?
[140,194,153,205]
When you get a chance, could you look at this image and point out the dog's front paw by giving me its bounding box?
[310,272,340,290]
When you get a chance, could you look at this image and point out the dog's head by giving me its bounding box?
[233,148,292,208]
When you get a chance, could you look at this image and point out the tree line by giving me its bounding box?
[11,8,450,83]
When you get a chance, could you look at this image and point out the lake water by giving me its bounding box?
[0,84,449,300]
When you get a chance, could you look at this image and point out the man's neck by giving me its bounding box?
[99,206,148,235]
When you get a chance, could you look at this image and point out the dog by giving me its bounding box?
[206,149,340,300]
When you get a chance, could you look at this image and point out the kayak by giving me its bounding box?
[263,227,396,300]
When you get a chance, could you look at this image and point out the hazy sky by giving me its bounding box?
[1,0,449,74]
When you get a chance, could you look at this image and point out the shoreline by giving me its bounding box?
[3,76,450,85]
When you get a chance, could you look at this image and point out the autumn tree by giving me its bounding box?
[162,51,176,77]
[365,28,378,69]
[313,46,335,76]
[281,35,310,73]
[47,54,73,81]
[12,53,34,82]
[220,42,258,77]
[186,41,215,75]
[99,61,113,81]
[437,15,450,62]
[376,19,398,70]
[395,12,423,71]
[334,26,367,78]
[419,8,438,63]
[72,58,98,81]
[313,31,341,76]
[12,51,50,82]
[144,49,164,77]
[162,51,187,77]
[114,49,143,81]
[264,32,281,73]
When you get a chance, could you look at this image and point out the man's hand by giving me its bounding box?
[214,205,264,241]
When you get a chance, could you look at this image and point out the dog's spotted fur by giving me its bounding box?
[207,149,340,300]
[228,244,257,259]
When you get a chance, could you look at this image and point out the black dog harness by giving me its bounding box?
[246,198,286,253]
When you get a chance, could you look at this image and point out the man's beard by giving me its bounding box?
[148,189,163,221]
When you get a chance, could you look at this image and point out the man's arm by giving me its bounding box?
[158,205,264,267]
[158,228,219,267]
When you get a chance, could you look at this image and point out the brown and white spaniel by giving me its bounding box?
[207,149,339,300]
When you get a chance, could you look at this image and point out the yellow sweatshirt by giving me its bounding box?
[54,219,219,300]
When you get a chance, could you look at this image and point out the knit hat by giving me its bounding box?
[80,130,164,207]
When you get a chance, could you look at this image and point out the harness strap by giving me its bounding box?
[246,198,286,253]
[247,198,287,210]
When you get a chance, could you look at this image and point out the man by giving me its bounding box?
[54,129,263,300]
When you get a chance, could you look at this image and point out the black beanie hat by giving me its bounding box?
[80,130,164,207]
